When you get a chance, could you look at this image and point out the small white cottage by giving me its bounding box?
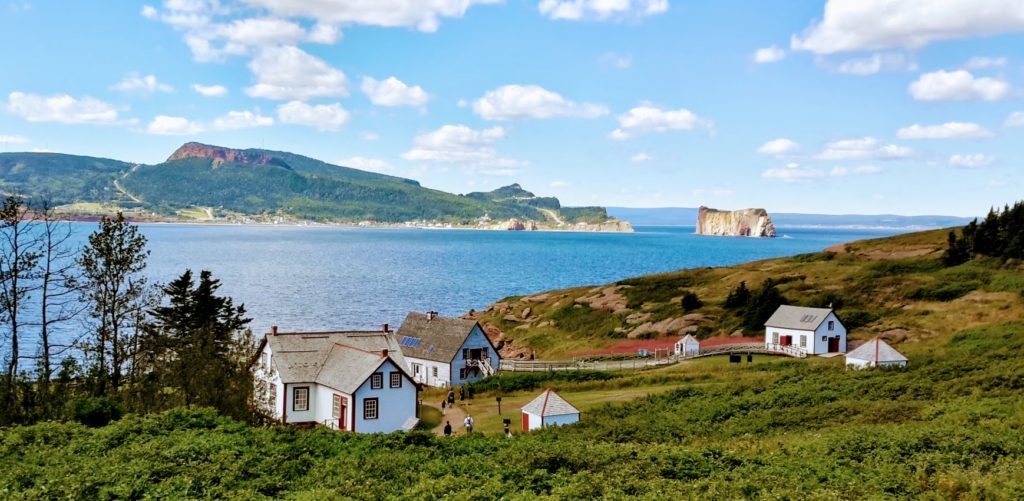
[521,389,580,431]
[396,311,501,388]
[253,326,419,433]
[674,334,700,357]
[764,305,847,355]
[846,338,908,369]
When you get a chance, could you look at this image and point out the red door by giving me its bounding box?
[339,404,347,430]
[828,337,840,353]
[522,413,529,431]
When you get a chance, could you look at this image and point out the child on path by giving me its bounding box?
[464,415,474,433]
[443,421,452,436]
[441,399,446,415]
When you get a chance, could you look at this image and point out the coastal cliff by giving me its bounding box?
[696,206,776,237]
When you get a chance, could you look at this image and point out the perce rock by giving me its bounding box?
[696,206,776,237]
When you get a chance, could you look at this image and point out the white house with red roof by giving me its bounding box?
[254,325,419,433]
[521,389,580,431]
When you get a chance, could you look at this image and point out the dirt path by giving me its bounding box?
[538,208,564,226]
[428,399,472,436]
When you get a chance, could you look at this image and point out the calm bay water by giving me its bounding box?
[132,224,897,335]
[4,223,902,356]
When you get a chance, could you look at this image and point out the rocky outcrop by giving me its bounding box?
[696,206,776,237]
[572,220,634,233]
[167,142,290,169]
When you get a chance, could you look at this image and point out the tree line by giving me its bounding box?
[945,200,1024,266]
[0,196,256,426]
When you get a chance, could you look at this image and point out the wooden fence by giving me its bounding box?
[499,343,806,373]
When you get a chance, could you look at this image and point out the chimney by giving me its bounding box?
[382,323,389,332]
[427,311,437,320]
[271,325,278,336]
[382,349,389,358]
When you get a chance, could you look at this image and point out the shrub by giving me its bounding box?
[67,397,123,427]
[909,280,983,301]
[680,291,703,312]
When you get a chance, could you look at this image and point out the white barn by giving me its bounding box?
[522,389,580,431]
[764,305,847,355]
[674,334,700,357]
[846,338,908,369]
[254,326,419,433]
[395,311,501,388]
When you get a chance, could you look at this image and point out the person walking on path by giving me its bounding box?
[464,415,474,433]
[459,386,466,402]
[443,421,452,436]
[447,389,455,406]
[441,399,446,415]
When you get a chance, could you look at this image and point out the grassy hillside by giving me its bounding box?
[476,228,1024,358]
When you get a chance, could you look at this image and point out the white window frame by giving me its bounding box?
[370,372,383,389]
[772,332,780,344]
[332,394,343,419]
[364,398,379,420]
[293,386,309,412]
[828,320,835,331]
[390,371,402,388]
[431,366,438,378]
[799,335,806,348]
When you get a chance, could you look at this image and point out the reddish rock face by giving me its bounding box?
[166,142,283,167]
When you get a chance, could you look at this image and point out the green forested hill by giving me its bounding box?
[0,143,618,224]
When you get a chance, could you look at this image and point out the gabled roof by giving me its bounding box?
[677,334,699,344]
[846,338,908,363]
[265,331,413,393]
[764,305,837,331]
[522,389,579,417]
[395,312,492,363]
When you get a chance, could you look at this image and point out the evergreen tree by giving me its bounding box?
[943,230,971,267]
[148,270,254,419]
[742,280,787,332]
[680,291,703,312]
[724,281,750,309]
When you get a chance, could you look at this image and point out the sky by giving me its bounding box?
[1,0,1022,217]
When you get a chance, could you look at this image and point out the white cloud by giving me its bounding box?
[630,152,652,163]
[757,138,799,156]
[217,17,307,46]
[550,180,570,188]
[276,101,350,131]
[307,23,341,43]
[7,92,122,124]
[909,70,1010,101]
[141,5,159,18]
[897,122,993,139]
[339,156,395,173]
[245,46,348,100]
[817,137,913,160]
[211,110,274,130]
[949,153,995,168]
[598,52,633,69]
[753,45,785,63]
[147,115,204,135]
[0,135,29,144]
[964,56,1007,69]
[361,76,429,108]
[399,123,512,165]
[610,105,712,140]
[538,0,669,21]
[242,0,501,32]
[830,165,881,177]
[192,83,228,97]
[473,84,608,121]
[360,131,380,141]
[111,73,174,93]
[832,52,915,75]
[762,163,824,182]
[792,0,1024,54]
[1004,111,1024,127]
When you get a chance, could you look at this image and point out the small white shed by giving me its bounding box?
[521,389,580,431]
[845,338,908,369]
[674,334,700,357]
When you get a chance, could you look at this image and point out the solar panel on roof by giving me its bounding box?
[800,314,817,323]
[400,336,422,347]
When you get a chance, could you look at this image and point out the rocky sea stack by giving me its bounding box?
[696,206,776,237]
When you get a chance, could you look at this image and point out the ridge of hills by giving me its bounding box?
[0,142,619,227]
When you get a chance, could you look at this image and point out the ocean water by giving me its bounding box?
[3,223,902,356]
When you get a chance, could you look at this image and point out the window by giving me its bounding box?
[431,366,438,378]
[822,335,827,342]
[459,368,467,380]
[412,363,422,376]
[269,383,277,408]
[828,320,835,331]
[364,398,379,420]
[332,394,343,419]
[799,335,806,348]
[463,348,469,360]
[370,373,383,389]
[481,348,488,359]
[293,387,309,412]
[772,332,780,344]
[261,352,268,368]
[390,371,402,388]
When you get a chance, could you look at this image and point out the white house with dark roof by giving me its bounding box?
[254,325,419,433]
[395,311,500,388]
[522,389,580,431]
[764,305,847,355]
[846,338,908,369]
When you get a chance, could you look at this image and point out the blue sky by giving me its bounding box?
[1,0,1023,216]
